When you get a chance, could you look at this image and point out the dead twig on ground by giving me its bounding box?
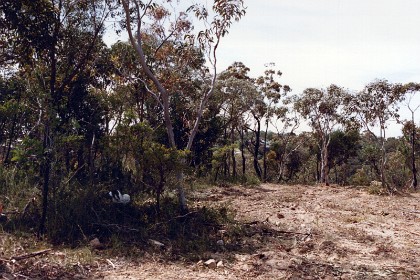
[92,223,141,233]
[106,259,116,269]
[245,220,314,236]
[11,249,52,261]
[148,211,199,229]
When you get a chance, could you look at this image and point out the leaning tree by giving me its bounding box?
[119,0,246,211]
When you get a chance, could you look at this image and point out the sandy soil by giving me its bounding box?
[94,184,420,279]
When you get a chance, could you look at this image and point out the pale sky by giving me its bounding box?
[215,0,420,136]
[105,0,420,136]
[218,0,420,92]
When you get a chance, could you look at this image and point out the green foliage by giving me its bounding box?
[2,172,237,258]
[105,121,187,211]
[11,137,43,166]
[0,0,419,253]
[0,166,41,231]
[328,130,360,165]
[386,151,410,189]
[210,144,237,181]
[350,167,372,186]
[211,144,238,167]
[239,174,261,187]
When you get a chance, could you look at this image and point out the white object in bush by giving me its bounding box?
[109,190,131,204]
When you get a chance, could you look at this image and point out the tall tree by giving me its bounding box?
[349,79,405,191]
[254,64,290,181]
[294,85,348,186]
[120,0,245,211]
[217,62,254,179]
[401,82,420,189]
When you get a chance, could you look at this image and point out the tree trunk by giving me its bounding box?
[231,127,237,178]
[231,147,236,178]
[39,121,51,237]
[39,18,59,236]
[89,134,95,185]
[175,163,187,213]
[239,127,246,176]
[334,165,338,184]
[316,154,320,183]
[277,160,284,183]
[320,135,330,186]
[262,119,269,182]
[411,116,418,189]
[253,119,262,180]
[379,127,390,192]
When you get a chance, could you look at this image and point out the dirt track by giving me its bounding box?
[96,184,420,279]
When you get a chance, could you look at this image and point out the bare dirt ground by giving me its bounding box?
[1,184,419,279]
[95,184,420,279]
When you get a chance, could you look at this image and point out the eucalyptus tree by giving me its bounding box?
[254,64,291,181]
[120,0,245,211]
[294,85,349,186]
[229,65,291,181]
[0,0,113,235]
[216,62,254,178]
[349,79,405,191]
[401,82,420,189]
[327,129,361,184]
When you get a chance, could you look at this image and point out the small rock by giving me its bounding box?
[204,259,217,269]
[196,260,204,266]
[89,238,104,250]
[216,260,224,268]
[216,239,224,246]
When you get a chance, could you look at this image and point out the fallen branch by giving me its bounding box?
[149,211,199,229]
[92,223,140,232]
[11,249,52,261]
[172,210,199,220]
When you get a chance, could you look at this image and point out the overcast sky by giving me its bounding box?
[105,0,420,136]
[215,0,420,136]
[217,0,420,93]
